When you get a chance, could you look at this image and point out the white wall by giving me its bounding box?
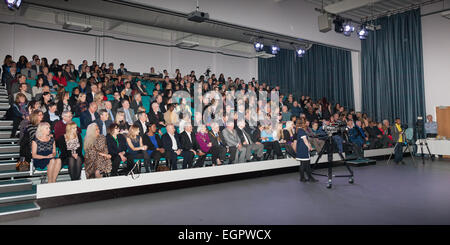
[0,21,257,81]
[129,0,361,52]
[421,7,450,118]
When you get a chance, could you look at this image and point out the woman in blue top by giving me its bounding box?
[143,123,167,171]
[296,119,317,182]
[126,125,151,173]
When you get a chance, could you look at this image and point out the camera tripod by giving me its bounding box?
[311,134,354,189]
[416,138,435,164]
[387,131,417,165]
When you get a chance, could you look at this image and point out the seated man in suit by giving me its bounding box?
[117,99,135,126]
[43,102,60,128]
[20,62,37,80]
[96,109,113,136]
[80,102,99,129]
[221,121,247,164]
[86,83,98,104]
[179,123,204,169]
[207,122,227,164]
[236,121,264,162]
[162,123,182,170]
[104,100,115,122]
[133,111,149,137]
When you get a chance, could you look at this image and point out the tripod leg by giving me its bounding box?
[425,142,434,161]
[420,142,425,165]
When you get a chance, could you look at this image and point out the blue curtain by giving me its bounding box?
[361,9,425,127]
[258,44,354,109]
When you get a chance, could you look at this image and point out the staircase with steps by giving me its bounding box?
[0,85,40,222]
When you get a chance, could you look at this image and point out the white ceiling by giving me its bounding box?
[0,2,256,55]
[305,0,443,21]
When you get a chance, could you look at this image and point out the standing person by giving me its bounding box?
[56,122,83,181]
[10,93,28,138]
[31,122,62,183]
[391,118,405,165]
[84,123,112,178]
[424,114,438,138]
[296,119,317,182]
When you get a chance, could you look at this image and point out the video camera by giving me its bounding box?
[322,121,348,137]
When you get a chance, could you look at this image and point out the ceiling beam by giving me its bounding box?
[324,0,384,14]
[107,20,123,30]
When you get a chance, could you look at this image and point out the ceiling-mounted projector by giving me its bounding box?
[176,40,199,48]
[187,10,209,23]
[62,21,92,32]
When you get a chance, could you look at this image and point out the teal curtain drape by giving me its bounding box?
[258,44,354,109]
[361,8,425,127]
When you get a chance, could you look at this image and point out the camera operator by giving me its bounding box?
[391,118,405,164]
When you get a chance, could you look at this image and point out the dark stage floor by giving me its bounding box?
[3,157,450,225]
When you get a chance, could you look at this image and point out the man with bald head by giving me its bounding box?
[162,123,182,170]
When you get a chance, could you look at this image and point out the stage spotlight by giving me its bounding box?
[296,48,306,57]
[358,25,369,40]
[333,17,344,33]
[254,41,264,52]
[343,21,355,36]
[5,0,21,10]
[271,43,280,55]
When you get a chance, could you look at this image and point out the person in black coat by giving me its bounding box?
[80,102,100,129]
[133,111,149,137]
[161,124,182,170]
[179,124,202,169]
[148,101,165,129]
[106,123,128,176]
[56,122,84,181]
[142,123,168,171]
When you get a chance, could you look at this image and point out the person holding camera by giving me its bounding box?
[391,118,405,164]
[296,118,317,183]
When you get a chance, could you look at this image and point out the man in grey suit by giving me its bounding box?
[95,109,113,136]
[222,121,247,164]
[20,62,37,80]
[117,99,135,125]
[236,121,264,161]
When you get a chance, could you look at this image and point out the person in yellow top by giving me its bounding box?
[391,118,405,164]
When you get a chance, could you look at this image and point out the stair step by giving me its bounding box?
[0,138,19,144]
[0,153,20,159]
[0,179,32,194]
[0,132,13,139]
[0,202,40,222]
[0,145,20,154]
[0,126,13,130]
[0,185,36,204]
[0,161,16,172]
[0,170,29,179]
[0,121,13,126]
